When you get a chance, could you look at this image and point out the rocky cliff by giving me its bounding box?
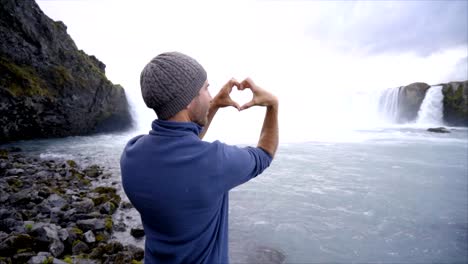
[0,0,132,143]
[395,81,467,126]
[397,82,430,123]
[441,81,468,126]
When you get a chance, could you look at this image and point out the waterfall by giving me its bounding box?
[378,87,401,123]
[416,85,444,126]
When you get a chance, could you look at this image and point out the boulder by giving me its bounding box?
[427,127,450,133]
[441,81,468,126]
[71,240,89,255]
[76,218,105,232]
[0,0,132,143]
[398,82,430,123]
[83,230,95,244]
[130,228,145,238]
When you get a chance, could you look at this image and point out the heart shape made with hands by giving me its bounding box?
[229,85,253,109]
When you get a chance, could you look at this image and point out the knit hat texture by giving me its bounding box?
[140,52,207,120]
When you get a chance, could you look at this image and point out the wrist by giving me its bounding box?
[268,97,279,108]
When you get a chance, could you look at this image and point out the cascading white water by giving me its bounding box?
[416,85,444,126]
[378,87,401,123]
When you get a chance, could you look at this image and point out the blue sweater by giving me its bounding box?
[120,119,272,264]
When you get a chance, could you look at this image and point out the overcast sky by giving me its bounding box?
[37,0,468,143]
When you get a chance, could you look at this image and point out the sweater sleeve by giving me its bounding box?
[214,141,273,192]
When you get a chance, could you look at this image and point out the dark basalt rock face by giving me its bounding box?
[441,81,468,127]
[398,82,431,123]
[0,0,133,143]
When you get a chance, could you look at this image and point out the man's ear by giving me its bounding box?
[187,99,195,110]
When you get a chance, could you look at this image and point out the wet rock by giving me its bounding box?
[72,199,94,214]
[28,255,49,264]
[103,241,124,255]
[0,233,34,256]
[6,169,24,176]
[83,230,95,244]
[442,81,468,126]
[124,244,144,261]
[120,201,133,209]
[103,251,133,264]
[76,219,105,232]
[130,228,145,238]
[100,201,116,215]
[72,258,99,264]
[49,239,64,257]
[427,127,450,133]
[12,251,36,263]
[0,218,19,233]
[83,165,102,178]
[72,240,89,254]
[113,221,127,232]
[44,194,67,209]
[9,189,32,205]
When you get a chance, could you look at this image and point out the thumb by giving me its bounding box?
[240,100,255,111]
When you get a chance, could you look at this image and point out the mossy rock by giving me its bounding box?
[62,256,72,264]
[7,178,22,188]
[66,160,77,168]
[71,227,84,236]
[91,187,121,206]
[0,256,12,264]
[0,149,8,159]
[104,217,113,232]
[442,81,468,126]
[84,165,103,178]
[0,56,52,97]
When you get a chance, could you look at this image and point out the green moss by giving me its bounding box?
[24,223,33,231]
[53,65,72,86]
[131,260,142,264]
[50,187,65,195]
[446,86,468,115]
[43,256,54,264]
[0,256,12,264]
[72,239,82,247]
[0,149,8,159]
[7,178,22,188]
[62,256,72,264]
[71,227,84,235]
[66,160,77,168]
[77,50,107,80]
[92,187,121,205]
[16,248,31,254]
[104,217,113,231]
[93,186,116,195]
[0,56,51,97]
[95,234,105,242]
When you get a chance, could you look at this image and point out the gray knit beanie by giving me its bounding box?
[140,52,207,120]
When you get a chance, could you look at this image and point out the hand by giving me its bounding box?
[239,78,278,110]
[211,78,241,110]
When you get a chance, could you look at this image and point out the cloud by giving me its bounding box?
[307,1,468,56]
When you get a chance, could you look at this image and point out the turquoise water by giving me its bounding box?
[3,127,467,263]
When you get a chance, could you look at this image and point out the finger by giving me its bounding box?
[224,78,239,93]
[230,100,241,111]
[240,100,255,111]
[240,77,256,91]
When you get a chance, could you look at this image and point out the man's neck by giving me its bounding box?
[167,110,191,123]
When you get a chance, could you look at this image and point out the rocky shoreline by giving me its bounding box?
[0,148,144,264]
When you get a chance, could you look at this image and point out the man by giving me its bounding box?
[120,52,278,263]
